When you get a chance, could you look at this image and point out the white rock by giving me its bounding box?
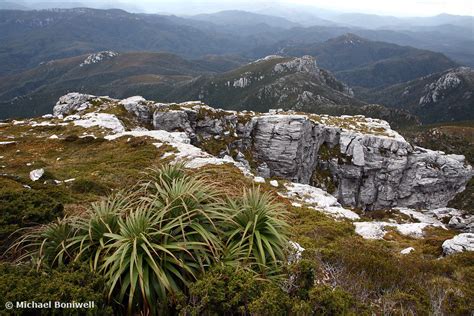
[288,241,305,263]
[49,134,59,139]
[269,180,279,187]
[400,247,415,255]
[395,208,445,227]
[29,168,44,181]
[64,114,81,121]
[355,221,434,239]
[0,141,16,145]
[106,131,250,174]
[254,176,266,183]
[354,222,387,239]
[442,233,474,255]
[105,130,190,144]
[119,96,146,107]
[31,121,66,127]
[73,113,125,133]
[80,51,118,67]
[280,182,360,220]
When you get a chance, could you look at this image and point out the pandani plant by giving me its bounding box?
[9,162,290,314]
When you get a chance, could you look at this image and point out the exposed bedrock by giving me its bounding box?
[54,93,473,210]
[152,108,471,210]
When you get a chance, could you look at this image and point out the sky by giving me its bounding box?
[129,0,474,16]
[288,0,474,16]
[12,0,474,17]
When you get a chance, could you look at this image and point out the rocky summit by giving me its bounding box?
[54,92,472,211]
[2,91,474,315]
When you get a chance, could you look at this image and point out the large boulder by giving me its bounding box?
[442,233,474,255]
[119,96,154,123]
[53,93,96,117]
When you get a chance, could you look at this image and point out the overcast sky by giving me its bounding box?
[14,0,474,16]
[288,0,474,16]
[128,0,474,16]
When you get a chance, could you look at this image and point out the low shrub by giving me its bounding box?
[181,265,263,315]
[70,178,110,195]
[308,285,355,316]
[0,189,64,253]
[0,262,112,315]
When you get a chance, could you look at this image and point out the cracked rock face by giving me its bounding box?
[177,112,470,210]
[53,93,472,210]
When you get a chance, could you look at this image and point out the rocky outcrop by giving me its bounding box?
[53,93,96,116]
[419,67,468,106]
[53,93,473,210]
[159,109,471,210]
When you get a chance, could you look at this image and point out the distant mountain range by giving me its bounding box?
[0,8,472,77]
[0,51,420,127]
[0,51,223,118]
[280,33,458,88]
[0,8,472,125]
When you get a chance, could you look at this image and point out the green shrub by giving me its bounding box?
[224,188,289,276]
[0,263,113,315]
[308,285,355,316]
[0,263,112,315]
[11,164,291,314]
[0,190,64,252]
[285,259,316,299]
[182,265,263,315]
[12,217,76,269]
[71,178,110,195]
[249,285,292,315]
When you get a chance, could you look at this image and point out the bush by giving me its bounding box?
[182,265,263,315]
[0,190,64,253]
[223,188,289,275]
[249,285,292,315]
[308,285,355,316]
[0,263,112,315]
[71,178,110,195]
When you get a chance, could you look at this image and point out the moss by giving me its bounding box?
[198,134,237,156]
[311,167,337,194]
[195,106,231,121]
[309,114,392,137]
[318,143,349,165]
[70,178,110,196]
[236,113,253,125]
[88,97,106,107]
